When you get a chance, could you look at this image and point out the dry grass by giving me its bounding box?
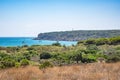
[0,62,120,80]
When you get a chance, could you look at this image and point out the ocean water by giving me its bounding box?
[0,37,77,47]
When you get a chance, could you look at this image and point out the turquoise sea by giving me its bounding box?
[0,37,77,47]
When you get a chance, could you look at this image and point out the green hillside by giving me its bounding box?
[35,30,120,41]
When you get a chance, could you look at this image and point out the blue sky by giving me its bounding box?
[0,0,120,37]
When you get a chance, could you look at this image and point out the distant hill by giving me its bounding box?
[35,30,120,41]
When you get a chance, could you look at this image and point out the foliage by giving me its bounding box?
[51,53,72,65]
[23,45,29,47]
[0,58,15,69]
[15,62,21,68]
[106,51,120,62]
[0,52,16,68]
[68,50,83,63]
[23,52,31,60]
[52,42,61,46]
[20,59,29,66]
[109,36,120,45]
[0,36,120,69]
[27,47,35,51]
[36,30,120,41]
[78,36,120,45]
[40,52,51,59]
[0,52,9,60]
[85,39,96,45]
[82,53,103,63]
[86,45,98,50]
[95,38,109,45]
[13,54,25,62]
[77,40,84,44]
[39,61,53,69]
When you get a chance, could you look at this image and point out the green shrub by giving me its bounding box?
[106,51,120,62]
[23,52,31,60]
[40,52,51,59]
[95,38,109,45]
[86,45,98,51]
[51,53,71,65]
[15,62,21,68]
[39,61,53,69]
[52,42,61,46]
[82,54,97,63]
[14,55,25,62]
[0,62,5,69]
[77,40,84,44]
[22,45,28,47]
[81,58,96,63]
[71,50,83,63]
[0,53,16,68]
[27,47,35,51]
[0,52,9,60]
[85,39,96,45]
[0,58,15,68]
[109,37,120,45]
[83,50,97,54]
[20,59,29,66]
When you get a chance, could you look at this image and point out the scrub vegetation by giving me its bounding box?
[0,36,120,80]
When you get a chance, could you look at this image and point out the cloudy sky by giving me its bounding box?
[0,0,120,37]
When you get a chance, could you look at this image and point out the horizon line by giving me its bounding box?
[0,29,120,37]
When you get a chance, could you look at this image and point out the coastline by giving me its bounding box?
[0,37,77,47]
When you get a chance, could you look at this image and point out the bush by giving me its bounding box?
[14,55,25,62]
[109,37,120,45]
[23,52,31,60]
[27,47,35,51]
[85,39,96,45]
[71,50,83,63]
[0,52,9,60]
[40,52,51,59]
[95,38,109,45]
[81,58,96,63]
[0,58,15,68]
[20,59,29,66]
[0,62,5,69]
[86,45,98,51]
[52,42,61,46]
[77,40,84,44]
[106,51,120,62]
[39,61,53,69]
[22,45,28,47]
[15,62,21,68]
[51,53,72,65]
[0,53,16,69]
[82,54,97,63]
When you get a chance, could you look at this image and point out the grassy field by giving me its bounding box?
[0,62,120,80]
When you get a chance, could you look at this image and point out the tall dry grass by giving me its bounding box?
[0,62,120,80]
